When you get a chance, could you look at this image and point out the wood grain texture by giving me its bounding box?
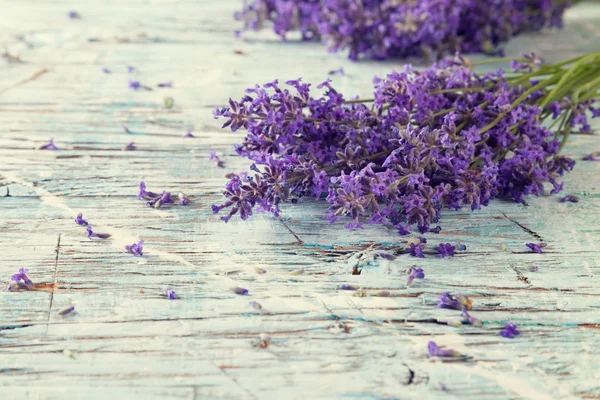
[0,1,599,399]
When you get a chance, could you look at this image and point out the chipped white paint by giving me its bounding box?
[0,1,600,399]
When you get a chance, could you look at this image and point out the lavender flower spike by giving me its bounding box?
[8,268,34,291]
[428,341,462,357]
[500,322,520,338]
[87,226,111,239]
[406,267,424,287]
[39,138,59,150]
[231,286,249,295]
[125,240,144,256]
[74,213,88,226]
[526,242,547,254]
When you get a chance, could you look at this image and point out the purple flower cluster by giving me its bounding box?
[7,268,34,291]
[125,240,144,256]
[437,243,456,258]
[438,292,472,310]
[428,341,461,358]
[406,267,425,286]
[138,182,190,209]
[500,322,520,338]
[235,1,570,60]
[213,54,587,233]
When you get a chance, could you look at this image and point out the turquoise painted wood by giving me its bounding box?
[0,1,599,399]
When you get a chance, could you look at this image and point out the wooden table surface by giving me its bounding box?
[1,1,599,399]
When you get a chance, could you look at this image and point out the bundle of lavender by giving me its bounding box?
[235,0,572,60]
[212,52,599,235]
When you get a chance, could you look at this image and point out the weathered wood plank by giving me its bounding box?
[1,1,599,399]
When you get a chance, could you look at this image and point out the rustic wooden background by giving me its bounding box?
[1,1,599,399]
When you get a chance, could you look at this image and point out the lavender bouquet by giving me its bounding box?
[235,0,573,60]
[212,52,599,235]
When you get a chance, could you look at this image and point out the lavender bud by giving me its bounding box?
[231,286,248,295]
[57,305,75,316]
[338,283,360,291]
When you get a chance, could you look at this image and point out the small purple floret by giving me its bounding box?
[8,268,34,291]
[406,267,424,286]
[74,213,88,226]
[437,243,456,258]
[500,322,520,338]
[231,286,249,295]
[39,138,59,151]
[125,240,144,256]
[428,341,461,357]
[526,242,547,253]
[87,226,111,239]
[166,288,177,300]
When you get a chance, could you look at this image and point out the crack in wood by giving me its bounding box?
[46,233,61,333]
[278,217,304,245]
[502,212,544,241]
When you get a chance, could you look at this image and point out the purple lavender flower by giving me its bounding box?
[102,67,111,74]
[178,193,190,206]
[157,82,172,88]
[138,182,160,200]
[583,151,600,161]
[408,243,425,258]
[184,130,195,138]
[500,322,520,338]
[338,283,360,291]
[235,2,570,61]
[122,125,131,133]
[127,66,136,73]
[166,288,177,300]
[428,341,461,357]
[68,11,81,19]
[461,309,483,327]
[8,268,34,291]
[86,226,111,239]
[124,142,136,151]
[560,194,579,203]
[147,191,174,209]
[39,138,59,150]
[57,305,75,315]
[129,80,141,90]
[438,292,472,310]
[210,151,225,168]
[74,213,88,226]
[526,242,547,254]
[125,240,144,256]
[437,243,456,258]
[457,244,467,251]
[231,286,249,295]
[406,267,424,286]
